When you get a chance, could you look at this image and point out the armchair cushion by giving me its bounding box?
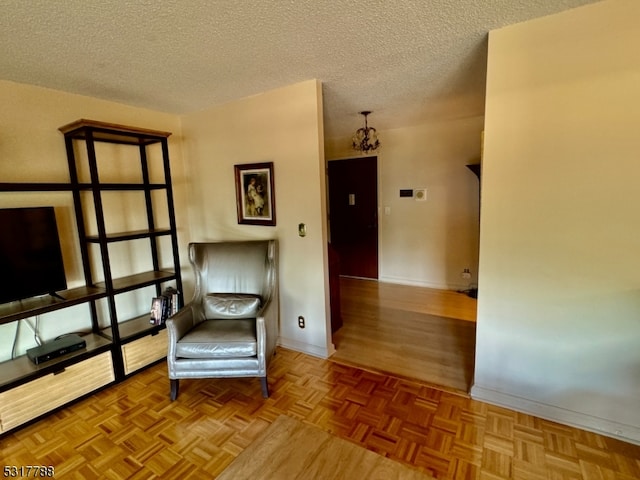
[176,319,257,358]
[204,293,261,319]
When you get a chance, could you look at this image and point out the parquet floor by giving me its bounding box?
[332,277,477,393]
[1,348,639,479]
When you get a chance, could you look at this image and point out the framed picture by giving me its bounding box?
[234,162,276,226]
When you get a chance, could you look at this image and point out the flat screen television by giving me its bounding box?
[0,207,67,304]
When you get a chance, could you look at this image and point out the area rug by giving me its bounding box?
[217,415,433,479]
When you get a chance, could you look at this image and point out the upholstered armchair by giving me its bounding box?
[166,240,278,400]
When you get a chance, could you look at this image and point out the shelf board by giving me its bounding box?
[0,182,167,192]
[76,183,167,191]
[0,182,73,192]
[102,315,166,342]
[0,333,112,391]
[96,270,176,295]
[0,286,107,325]
[59,119,171,145]
[86,228,173,243]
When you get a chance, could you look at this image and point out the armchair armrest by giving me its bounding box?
[166,303,200,359]
[256,289,279,367]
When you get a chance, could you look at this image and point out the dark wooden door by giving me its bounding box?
[328,157,378,279]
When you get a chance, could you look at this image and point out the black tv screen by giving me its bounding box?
[0,207,67,304]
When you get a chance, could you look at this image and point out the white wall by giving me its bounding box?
[0,80,190,361]
[325,117,482,290]
[180,80,333,358]
[474,0,640,444]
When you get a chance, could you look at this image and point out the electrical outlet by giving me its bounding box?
[298,316,305,328]
[462,268,471,279]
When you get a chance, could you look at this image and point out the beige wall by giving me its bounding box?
[180,80,332,357]
[474,0,640,444]
[0,78,333,361]
[0,80,189,360]
[325,116,482,289]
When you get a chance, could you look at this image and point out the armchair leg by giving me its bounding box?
[260,376,269,398]
[170,379,179,401]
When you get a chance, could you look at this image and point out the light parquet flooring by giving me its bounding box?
[1,348,639,479]
[332,277,478,393]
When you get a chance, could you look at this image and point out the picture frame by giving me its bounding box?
[234,162,276,226]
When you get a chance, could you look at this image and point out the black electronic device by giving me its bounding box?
[0,206,67,304]
[26,334,86,365]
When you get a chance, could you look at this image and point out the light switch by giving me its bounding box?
[384,206,391,215]
[298,223,307,237]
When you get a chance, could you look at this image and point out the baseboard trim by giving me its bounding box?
[471,384,640,445]
[277,337,332,359]
[378,275,468,291]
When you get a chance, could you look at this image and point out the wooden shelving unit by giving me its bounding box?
[0,119,183,434]
[60,119,184,378]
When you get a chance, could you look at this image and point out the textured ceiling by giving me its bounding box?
[0,0,600,138]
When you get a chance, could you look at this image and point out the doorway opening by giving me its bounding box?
[326,156,479,394]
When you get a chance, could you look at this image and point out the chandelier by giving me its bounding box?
[352,111,380,152]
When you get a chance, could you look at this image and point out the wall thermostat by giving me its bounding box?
[414,188,427,201]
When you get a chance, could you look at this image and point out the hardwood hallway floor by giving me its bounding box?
[331,277,478,394]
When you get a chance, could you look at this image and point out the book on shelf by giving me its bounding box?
[164,286,180,317]
[149,287,181,325]
[149,296,166,325]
